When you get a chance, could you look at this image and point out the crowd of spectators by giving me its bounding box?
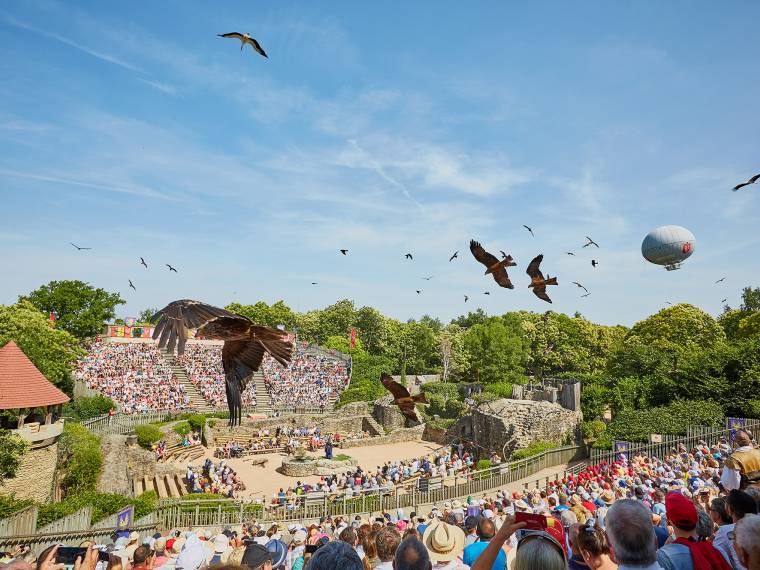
[186,458,246,498]
[262,348,349,408]
[175,345,257,408]
[75,341,190,414]
[3,431,760,570]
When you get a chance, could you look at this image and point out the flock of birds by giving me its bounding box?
[63,31,760,426]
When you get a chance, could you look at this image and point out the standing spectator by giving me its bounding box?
[710,497,739,568]
[395,538,432,570]
[131,546,153,570]
[721,431,760,491]
[604,500,661,570]
[422,520,470,570]
[733,514,760,570]
[574,520,616,570]
[656,492,730,570]
[462,519,504,570]
[375,527,402,570]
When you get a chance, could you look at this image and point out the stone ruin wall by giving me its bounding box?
[0,441,57,502]
[448,398,582,458]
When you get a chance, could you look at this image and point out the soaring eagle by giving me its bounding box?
[469,240,516,289]
[381,374,428,423]
[526,254,558,303]
[218,32,268,58]
[152,300,292,426]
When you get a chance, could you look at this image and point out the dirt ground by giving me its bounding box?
[197,440,442,500]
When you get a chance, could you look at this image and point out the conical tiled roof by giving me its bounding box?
[0,341,70,410]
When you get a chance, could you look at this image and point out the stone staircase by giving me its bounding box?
[251,371,273,415]
[161,350,215,413]
[133,473,188,499]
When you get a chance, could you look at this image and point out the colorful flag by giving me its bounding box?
[350,328,357,348]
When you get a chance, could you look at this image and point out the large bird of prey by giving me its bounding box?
[526,254,558,303]
[70,242,91,250]
[340,249,348,255]
[129,280,136,291]
[523,225,534,237]
[715,277,726,284]
[218,33,268,58]
[449,251,459,262]
[733,173,760,191]
[464,295,469,302]
[381,374,427,423]
[583,236,599,248]
[470,240,516,289]
[166,264,178,273]
[152,300,293,426]
[405,253,413,260]
[140,257,148,268]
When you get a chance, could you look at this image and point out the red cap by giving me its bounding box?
[665,492,698,530]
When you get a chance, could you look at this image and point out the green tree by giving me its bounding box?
[451,308,489,329]
[464,318,527,384]
[21,280,125,340]
[0,301,84,390]
[225,301,298,329]
[629,304,725,349]
[437,324,469,382]
[137,308,159,325]
[738,312,760,338]
[0,430,27,484]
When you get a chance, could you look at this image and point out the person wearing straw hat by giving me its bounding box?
[423,519,469,569]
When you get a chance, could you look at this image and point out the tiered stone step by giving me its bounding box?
[133,473,187,498]
[159,442,205,464]
[251,371,273,415]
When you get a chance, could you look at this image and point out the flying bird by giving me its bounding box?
[666,301,672,306]
[571,281,589,293]
[218,32,268,58]
[140,257,148,268]
[470,240,516,289]
[70,242,91,251]
[166,264,178,273]
[715,277,726,284]
[583,236,599,248]
[565,252,575,256]
[449,251,459,262]
[523,225,534,237]
[421,275,434,281]
[152,300,293,426]
[129,280,136,291]
[416,290,421,294]
[484,291,491,295]
[733,173,760,191]
[340,249,348,255]
[405,253,413,260]
[721,298,727,303]
[526,254,558,304]
[591,259,599,268]
[381,374,428,423]
[311,282,318,285]
[581,293,591,298]
[464,295,469,302]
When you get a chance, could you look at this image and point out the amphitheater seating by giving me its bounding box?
[134,473,187,498]
[159,443,204,464]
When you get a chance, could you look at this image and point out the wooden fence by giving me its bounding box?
[590,418,760,464]
[156,444,587,528]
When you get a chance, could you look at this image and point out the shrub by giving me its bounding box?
[425,418,455,431]
[186,414,207,433]
[59,423,102,495]
[580,383,611,420]
[742,400,760,418]
[484,382,514,399]
[333,454,352,462]
[208,419,217,428]
[592,431,613,449]
[63,395,115,421]
[475,459,492,471]
[173,421,191,437]
[608,400,723,443]
[37,490,159,527]
[510,441,558,461]
[211,411,230,419]
[0,495,34,519]
[135,424,163,449]
[582,420,607,441]
[420,382,461,401]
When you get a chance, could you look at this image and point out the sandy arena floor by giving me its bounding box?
[197,440,442,500]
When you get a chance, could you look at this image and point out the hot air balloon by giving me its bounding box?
[641,225,696,271]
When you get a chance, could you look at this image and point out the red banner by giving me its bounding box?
[350,328,357,348]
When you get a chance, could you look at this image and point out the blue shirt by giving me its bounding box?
[462,541,505,570]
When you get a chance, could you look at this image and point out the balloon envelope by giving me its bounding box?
[641,225,696,270]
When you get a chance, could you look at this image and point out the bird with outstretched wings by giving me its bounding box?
[571,281,588,293]
[449,251,458,262]
[733,173,759,191]
[152,300,292,426]
[218,32,268,58]
[526,254,558,303]
[469,240,516,289]
[381,374,428,423]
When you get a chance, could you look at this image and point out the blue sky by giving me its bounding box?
[1,1,758,327]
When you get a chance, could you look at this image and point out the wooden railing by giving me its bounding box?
[156,444,587,527]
